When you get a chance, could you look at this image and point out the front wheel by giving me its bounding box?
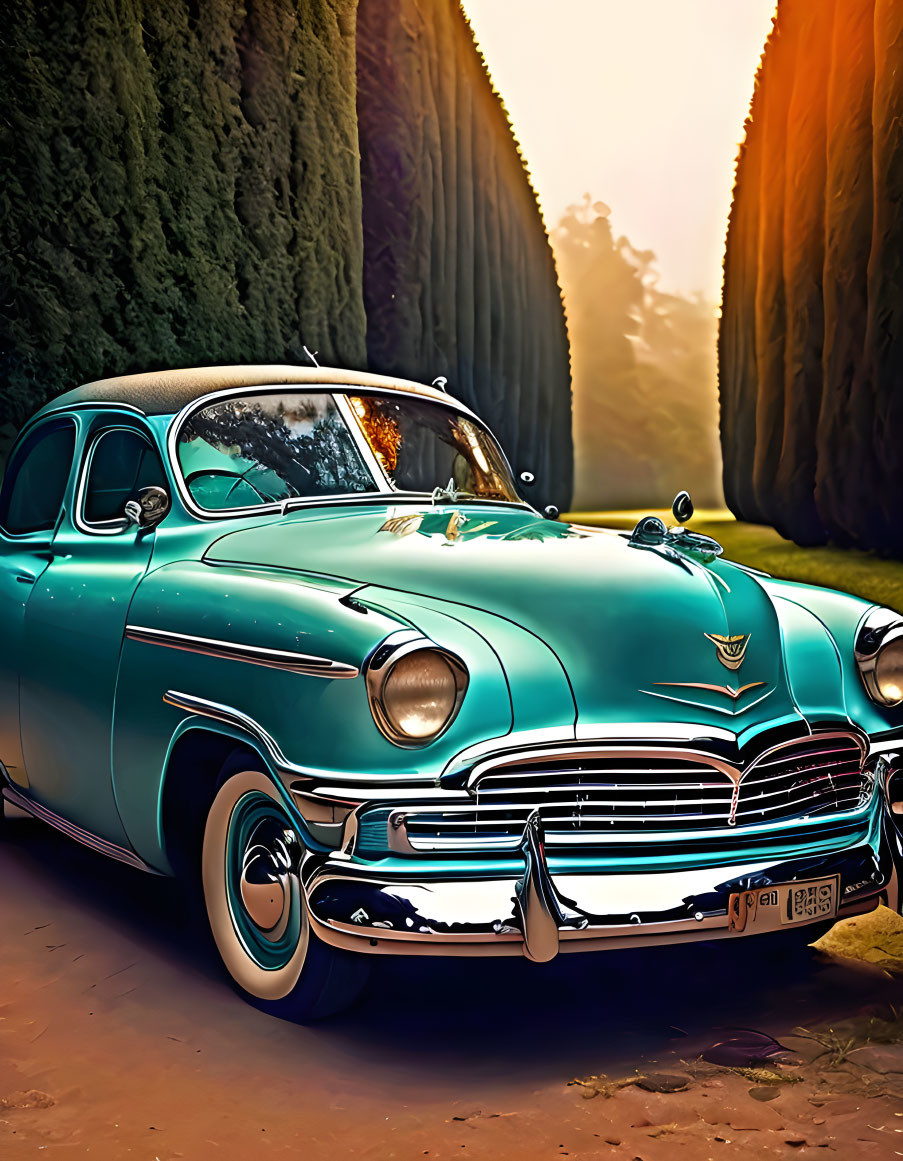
[201,768,369,1021]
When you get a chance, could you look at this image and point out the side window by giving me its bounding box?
[83,428,167,526]
[0,420,77,535]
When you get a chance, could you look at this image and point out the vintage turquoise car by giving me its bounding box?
[1,365,903,1020]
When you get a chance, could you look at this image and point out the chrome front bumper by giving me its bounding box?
[303,810,896,959]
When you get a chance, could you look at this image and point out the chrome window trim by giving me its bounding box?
[165,383,529,522]
[74,424,165,537]
[333,392,392,484]
[13,400,146,445]
[128,626,359,677]
[0,414,79,541]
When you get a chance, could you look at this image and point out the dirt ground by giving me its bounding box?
[2,806,903,1160]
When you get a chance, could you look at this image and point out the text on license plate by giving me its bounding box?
[728,875,838,932]
[782,878,838,924]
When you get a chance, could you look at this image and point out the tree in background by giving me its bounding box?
[356,0,572,507]
[554,196,721,511]
[720,0,903,555]
[0,1,572,507]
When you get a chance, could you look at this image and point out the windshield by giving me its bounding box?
[177,393,376,510]
[175,388,521,512]
[347,394,520,502]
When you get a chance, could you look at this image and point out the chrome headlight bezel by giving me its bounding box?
[364,631,469,747]
[855,607,903,708]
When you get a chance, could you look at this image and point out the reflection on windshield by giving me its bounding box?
[177,393,376,510]
[348,395,520,502]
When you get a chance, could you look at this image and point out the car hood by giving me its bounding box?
[204,505,813,735]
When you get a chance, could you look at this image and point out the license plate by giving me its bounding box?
[728,876,838,933]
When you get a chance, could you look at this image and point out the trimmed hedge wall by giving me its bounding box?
[720,0,903,554]
[0,1,571,504]
[356,0,572,504]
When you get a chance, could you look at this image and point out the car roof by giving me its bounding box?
[34,364,461,420]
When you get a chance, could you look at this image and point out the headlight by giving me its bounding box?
[365,633,468,746]
[855,607,903,707]
[874,641,903,706]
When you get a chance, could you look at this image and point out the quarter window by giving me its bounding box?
[0,420,76,535]
[83,428,167,525]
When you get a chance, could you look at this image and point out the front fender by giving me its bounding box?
[760,577,903,736]
[112,562,512,866]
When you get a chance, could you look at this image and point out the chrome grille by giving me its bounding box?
[398,734,871,851]
[734,735,869,824]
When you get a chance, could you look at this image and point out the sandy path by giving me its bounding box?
[2,807,903,1159]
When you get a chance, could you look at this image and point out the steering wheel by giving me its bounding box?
[184,468,273,505]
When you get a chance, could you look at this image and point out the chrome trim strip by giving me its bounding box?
[128,626,359,678]
[162,690,427,785]
[466,743,743,789]
[576,720,739,743]
[652,680,767,700]
[443,723,741,778]
[15,400,146,443]
[165,382,524,522]
[74,425,162,538]
[2,785,161,874]
[390,805,874,852]
[641,685,774,716]
[333,393,392,484]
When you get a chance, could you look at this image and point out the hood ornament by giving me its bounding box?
[705,632,750,671]
[626,491,723,569]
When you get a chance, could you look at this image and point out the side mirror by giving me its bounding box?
[125,485,170,529]
[671,490,694,525]
[542,504,560,521]
[519,470,536,487]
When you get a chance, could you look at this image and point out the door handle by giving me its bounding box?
[15,572,36,585]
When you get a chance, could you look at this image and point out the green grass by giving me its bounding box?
[564,512,903,614]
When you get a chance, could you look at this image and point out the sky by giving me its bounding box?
[461,0,777,300]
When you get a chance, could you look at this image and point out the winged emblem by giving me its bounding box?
[704,632,750,671]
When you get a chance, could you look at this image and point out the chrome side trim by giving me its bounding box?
[128,626,359,678]
[2,785,161,874]
[162,690,427,785]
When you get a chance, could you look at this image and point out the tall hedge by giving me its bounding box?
[720,0,903,554]
[0,1,572,505]
[0,0,366,427]
[356,0,572,504]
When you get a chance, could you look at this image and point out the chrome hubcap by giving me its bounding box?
[239,822,297,943]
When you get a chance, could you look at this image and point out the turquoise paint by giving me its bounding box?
[0,388,900,888]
